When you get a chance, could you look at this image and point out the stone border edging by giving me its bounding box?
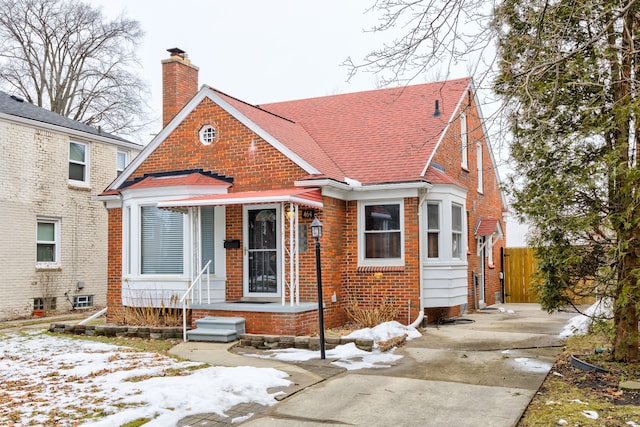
[238,333,374,352]
[49,323,183,339]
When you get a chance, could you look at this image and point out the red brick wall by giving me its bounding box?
[162,56,199,126]
[192,309,320,335]
[341,198,422,325]
[106,208,123,323]
[431,88,506,310]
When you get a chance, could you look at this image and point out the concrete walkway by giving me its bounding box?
[173,303,578,427]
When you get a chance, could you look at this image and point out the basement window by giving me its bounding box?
[199,125,216,145]
[73,295,94,308]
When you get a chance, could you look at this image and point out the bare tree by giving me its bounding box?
[0,0,150,136]
[345,0,496,87]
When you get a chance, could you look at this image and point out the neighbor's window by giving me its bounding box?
[427,203,440,258]
[73,295,93,308]
[200,206,215,272]
[452,204,463,258]
[141,206,184,274]
[460,112,468,169]
[34,297,56,310]
[363,202,402,260]
[36,218,60,266]
[69,141,89,183]
[117,150,128,176]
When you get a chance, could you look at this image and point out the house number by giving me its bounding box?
[302,210,315,219]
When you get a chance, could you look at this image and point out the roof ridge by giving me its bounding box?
[207,86,296,124]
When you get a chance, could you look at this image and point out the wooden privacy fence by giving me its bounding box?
[503,247,596,304]
[503,247,538,303]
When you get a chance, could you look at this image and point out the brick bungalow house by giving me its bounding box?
[99,49,506,336]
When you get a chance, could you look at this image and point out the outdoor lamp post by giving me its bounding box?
[310,216,326,360]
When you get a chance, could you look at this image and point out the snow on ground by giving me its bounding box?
[559,299,613,339]
[0,331,289,426]
[0,321,418,426]
[240,321,420,370]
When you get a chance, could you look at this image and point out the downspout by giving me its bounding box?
[409,190,428,328]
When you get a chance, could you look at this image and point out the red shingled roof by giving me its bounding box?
[213,78,471,185]
[475,218,501,236]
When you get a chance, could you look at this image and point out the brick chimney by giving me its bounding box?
[161,48,199,127]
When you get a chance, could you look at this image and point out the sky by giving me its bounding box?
[0,316,577,426]
[91,0,482,133]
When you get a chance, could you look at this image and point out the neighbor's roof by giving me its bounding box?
[0,90,133,144]
[213,78,471,185]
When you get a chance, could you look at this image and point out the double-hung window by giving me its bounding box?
[361,201,403,265]
[140,206,184,274]
[36,218,60,267]
[477,142,483,193]
[117,150,128,176]
[427,203,440,258]
[452,204,463,258]
[69,141,89,184]
[460,112,468,169]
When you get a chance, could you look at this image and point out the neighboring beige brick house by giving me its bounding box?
[0,91,142,320]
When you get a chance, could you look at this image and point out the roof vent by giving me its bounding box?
[10,95,24,103]
[432,100,441,117]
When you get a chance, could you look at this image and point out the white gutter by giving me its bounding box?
[409,189,429,328]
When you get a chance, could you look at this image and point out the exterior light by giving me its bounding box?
[311,216,323,239]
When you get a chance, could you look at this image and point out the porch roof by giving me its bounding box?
[475,218,503,237]
[156,187,323,209]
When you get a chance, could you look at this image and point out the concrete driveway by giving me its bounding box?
[237,304,577,427]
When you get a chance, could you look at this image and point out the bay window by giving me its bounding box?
[140,206,184,274]
[427,203,440,258]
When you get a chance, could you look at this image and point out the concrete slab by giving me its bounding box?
[240,374,535,427]
[174,303,580,426]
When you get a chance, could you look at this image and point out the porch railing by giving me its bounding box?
[180,260,211,342]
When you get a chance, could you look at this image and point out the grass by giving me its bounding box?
[49,331,181,356]
[518,333,640,426]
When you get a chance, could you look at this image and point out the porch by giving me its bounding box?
[190,302,321,336]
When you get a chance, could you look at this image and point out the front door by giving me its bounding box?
[244,206,280,297]
[477,236,486,307]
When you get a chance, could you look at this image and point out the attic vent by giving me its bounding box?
[432,100,441,117]
[10,95,24,103]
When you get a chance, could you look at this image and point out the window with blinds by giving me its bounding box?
[141,206,183,274]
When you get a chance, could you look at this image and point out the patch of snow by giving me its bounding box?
[559,299,612,338]
[0,331,290,427]
[511,357,552,373]
[626,421,640,427]
[343,320,422,346]
[244,342,403,370]
[558,419,568,425]
[582,410,599,420]
[570,399,589,405]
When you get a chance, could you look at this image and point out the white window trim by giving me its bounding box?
[460,112,468,169]
[69,141,90,186]
[36,217,61,268]
[426,201,441,260]
[425,188,467,264]
[451,203,464,259]
[199,125,216,145]
[117,150,129,176]
[477,142,483,193]
[358,199,404,267]
[121,186,228,282]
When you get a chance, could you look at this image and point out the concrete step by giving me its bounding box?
[186,328,238,343]
[195,316,245,334]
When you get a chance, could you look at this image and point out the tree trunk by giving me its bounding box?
[613,294,639,362]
